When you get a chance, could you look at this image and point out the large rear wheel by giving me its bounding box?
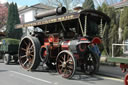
[56,50,76,79]
[18,36,41,70]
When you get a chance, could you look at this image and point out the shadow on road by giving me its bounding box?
[6,63,19,65]
[0,70,8,72]
[31,65,105,82]
[71,71,104,82]
[20,64,124,82]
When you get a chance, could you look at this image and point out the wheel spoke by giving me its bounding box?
[30,54,34,57]
[59,59,63,63]
[28,58,33,62]
[64,54,66,62]
[60,67,64,73]
[67,65,73,70]
[67,55,69,60]
[21,48,27,51]
[24,41,28,46]
[23,58,29,66]
[68,61,73,65]
[66,57,72,63]
[58,64,62,68]
[20,55,26,59]
[30,45,34,49]
[30,46,34,53]
[27,42,31,49]
[63,69,67,75]
[27,61,32,67]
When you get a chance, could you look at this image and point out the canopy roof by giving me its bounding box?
[15,9,110,29]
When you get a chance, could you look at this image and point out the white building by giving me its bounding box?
[18,3,54,36]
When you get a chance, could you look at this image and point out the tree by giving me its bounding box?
[6,3,22,39]
[120,7,128,41]
[94,0,121,7]
[98,3,120,56]
[82,0,95,9]
[0,4,8,29]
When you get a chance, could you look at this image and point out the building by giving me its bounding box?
[111,0,128,9]
[18,3,54,36]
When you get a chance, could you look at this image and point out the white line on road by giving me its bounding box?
[10,71,52,84]
[96,75,124,82]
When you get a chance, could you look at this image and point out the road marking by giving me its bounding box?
[96,75,124,82]
[10,71,52,84]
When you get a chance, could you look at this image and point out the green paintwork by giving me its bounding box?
[107,57,128,64]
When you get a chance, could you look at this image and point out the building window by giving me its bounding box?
[20,14,25,23]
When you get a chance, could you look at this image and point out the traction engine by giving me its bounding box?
[16,7,110,78]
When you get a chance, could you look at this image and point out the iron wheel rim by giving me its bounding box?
[19,38,35,70]
[57,51,76,78]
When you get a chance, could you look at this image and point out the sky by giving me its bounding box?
[0,0,122,8]
[0,0,40,7]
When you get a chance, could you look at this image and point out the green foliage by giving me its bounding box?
[98,3,120,56]
[6,3,23,39]
[123,26,128,40]
[120,7,128,41]
[1,38,20,45]
[82,0,95,9]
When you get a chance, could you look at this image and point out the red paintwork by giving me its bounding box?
[91,37,102,44]
[80,38,88,41]
[74,54,79,59]
[43,50,47,56]
[48,35,54,42]
[120,64,128,69]
[44,38,49,42]
[120,64,128,73]
[44,35,59,43]
[61,40,70,50]
[78,44,86,52]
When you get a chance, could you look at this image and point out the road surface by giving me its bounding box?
[0,62,125,85]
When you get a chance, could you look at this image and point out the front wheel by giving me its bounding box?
[56,50,76,79]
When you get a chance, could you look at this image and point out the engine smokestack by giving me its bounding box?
[35,7,66,19]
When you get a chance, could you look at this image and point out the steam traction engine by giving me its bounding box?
[16,7,110,79]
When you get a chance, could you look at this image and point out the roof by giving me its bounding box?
[111,0,128,9]
[18,5,28,11]
[18,3,55,13]
[15,9,110,29]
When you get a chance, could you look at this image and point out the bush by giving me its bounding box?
[1,38,20,45]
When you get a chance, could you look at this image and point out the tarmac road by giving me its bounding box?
[0,62,125,85]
